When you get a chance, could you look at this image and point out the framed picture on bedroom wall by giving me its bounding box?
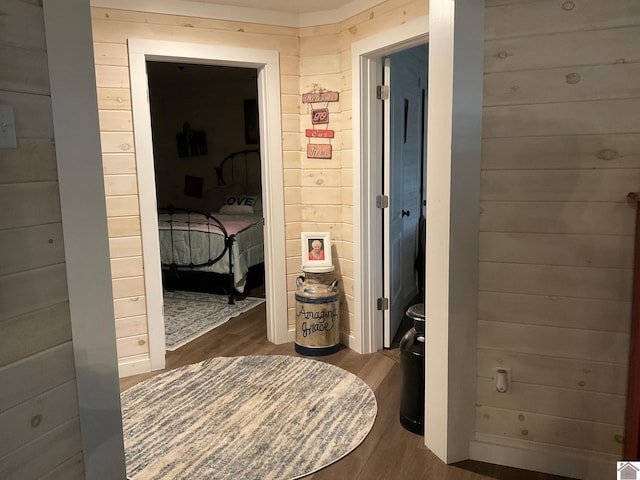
[244,99,259,145]
[301,232,332,269]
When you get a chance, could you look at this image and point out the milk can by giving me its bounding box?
[294,266,340,356]
[400,303,425,435]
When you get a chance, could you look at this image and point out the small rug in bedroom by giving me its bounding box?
[121,355,378,480]
[163,290,265,351]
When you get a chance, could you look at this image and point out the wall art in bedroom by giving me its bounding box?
[177,121,208,157]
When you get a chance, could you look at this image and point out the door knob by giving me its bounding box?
[402,210,410,217]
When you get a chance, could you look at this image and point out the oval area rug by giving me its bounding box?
[121,355,378,480]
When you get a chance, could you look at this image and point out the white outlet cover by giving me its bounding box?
[0,105,17,149]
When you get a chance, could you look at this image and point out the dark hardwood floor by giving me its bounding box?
[120,300,575,480]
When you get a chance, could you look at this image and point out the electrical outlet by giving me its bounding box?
[495,367,511,394]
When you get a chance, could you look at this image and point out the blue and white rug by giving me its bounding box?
[163,290,265,351]
[122,355,378,480]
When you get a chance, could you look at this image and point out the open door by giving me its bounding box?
[382,48,425,347]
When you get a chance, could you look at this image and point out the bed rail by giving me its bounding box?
[158,205,238,303]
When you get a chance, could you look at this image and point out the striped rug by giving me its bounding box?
[121,355,377,480]
[163,291,265,351]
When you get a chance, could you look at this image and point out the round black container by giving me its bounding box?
[399,303,425,435]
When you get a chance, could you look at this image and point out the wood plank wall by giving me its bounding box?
[90,0,428,374]
[296,0,427,335]
[90,7,300,375]
[0,1,83,478]
[477,0,640,461]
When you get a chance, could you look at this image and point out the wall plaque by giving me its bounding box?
[307,144,332,159]
[311,108,329,125]
[305,129,335,138]
[302,91,339,103]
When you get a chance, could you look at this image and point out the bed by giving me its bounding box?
[158,149,264,304]
[158,206,264,303]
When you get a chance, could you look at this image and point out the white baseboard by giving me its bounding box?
[470,434,619,480]
[118,355,151,378]
[340,331,358,351]
[286,329,295,343]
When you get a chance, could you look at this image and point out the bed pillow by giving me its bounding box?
[253,194,262,212]
[219,195,256,214]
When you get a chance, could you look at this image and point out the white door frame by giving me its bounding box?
[128,39,289,370]
[351,17,428,355]
[352,3,484,464]
[44,1,126,477]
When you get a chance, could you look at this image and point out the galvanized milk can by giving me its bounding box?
[294,266,340,356]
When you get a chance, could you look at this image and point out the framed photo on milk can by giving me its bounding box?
[301,232,332,269]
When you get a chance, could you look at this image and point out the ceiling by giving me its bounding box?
[187,0,361,14]
[91,0,386,27]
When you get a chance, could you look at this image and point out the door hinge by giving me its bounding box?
[377,297,389,311]
[376,85,389,101]
[376,195,389,209]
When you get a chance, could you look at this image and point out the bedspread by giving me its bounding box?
[158,212,264,292]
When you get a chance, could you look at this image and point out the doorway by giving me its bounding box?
[145,61,266,350]
[128,39,289,371]
[382,45,428,347]
[351,18,429,354]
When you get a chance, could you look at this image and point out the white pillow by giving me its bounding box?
[253,194,262,212]
[222,194,257,208]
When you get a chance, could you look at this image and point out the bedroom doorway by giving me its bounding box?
[128,39,289,371]
[146,62,267,352]
[381,45,428,348]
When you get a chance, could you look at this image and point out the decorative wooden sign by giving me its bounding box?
[306,129,335,139]
[307,144,332,159]
[302,91,339,103]
[311,108,329,125]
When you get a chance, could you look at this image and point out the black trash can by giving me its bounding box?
[399,303,425,435]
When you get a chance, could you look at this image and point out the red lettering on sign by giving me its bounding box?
[305,129,335,138]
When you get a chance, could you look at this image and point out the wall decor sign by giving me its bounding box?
[302,91,339,103]
[305,129,334,138]
[303,89,338,160]
[307,144,332,159]
[311,108,329,125]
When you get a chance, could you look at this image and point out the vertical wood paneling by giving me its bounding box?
[478,0,639,461]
